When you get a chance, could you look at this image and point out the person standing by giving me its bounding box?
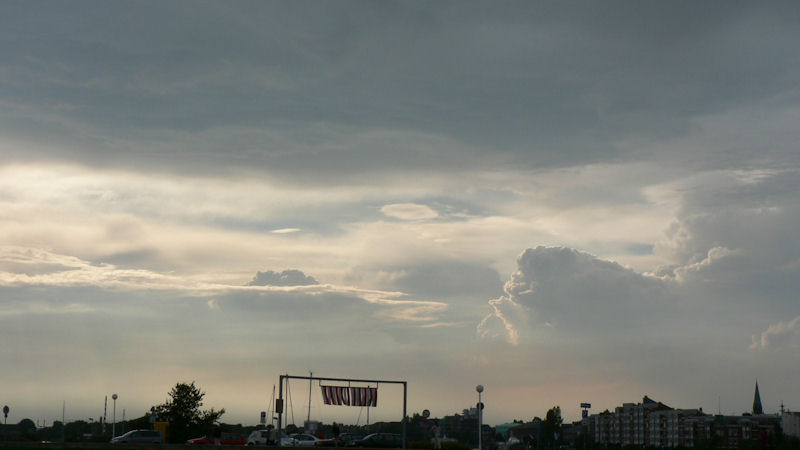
[432,420,442,450]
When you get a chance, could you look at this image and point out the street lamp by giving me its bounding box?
[112,394,118,438]
[476,385,484,450]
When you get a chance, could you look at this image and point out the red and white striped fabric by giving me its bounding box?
[321,386,377,407]
[321,385,351,405]
[351,387,377,407]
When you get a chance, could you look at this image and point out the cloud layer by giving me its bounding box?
[1,1,799,426]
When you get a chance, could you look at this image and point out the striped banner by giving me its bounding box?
[321,386,377,407]
[352,387,377,407]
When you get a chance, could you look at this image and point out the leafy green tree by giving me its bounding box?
[152,381,225,443]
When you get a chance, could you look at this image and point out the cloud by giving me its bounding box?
[346,260,503,301]
[271,228,301,234]
[650,169,800,307]
[750,315,800,350]
[0,246,450,328]
[655,246,740,283]
[4,3,798,181]
[479,246,667,345]
[381,203,439,221]
[246,269,318,286]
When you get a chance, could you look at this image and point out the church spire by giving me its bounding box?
[753,381,763,415]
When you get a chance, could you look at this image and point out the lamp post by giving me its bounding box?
[476,385,484,450]
[112,394,118,438]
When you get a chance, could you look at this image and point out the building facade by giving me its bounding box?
[587,395,779,449]
[782,411,800,438]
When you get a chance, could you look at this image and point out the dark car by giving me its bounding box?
[337,433,362,447]
[351,433,401,448]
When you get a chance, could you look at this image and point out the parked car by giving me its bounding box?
[110,429,163,444]
[351,433,401,448]
[290,433,321,446]
[336,433,362,447]
[187,432,246,445]
[246,429,294,446]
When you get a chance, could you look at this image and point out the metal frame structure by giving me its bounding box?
[277,374,408,449]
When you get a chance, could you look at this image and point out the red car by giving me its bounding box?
[187,433,246,445]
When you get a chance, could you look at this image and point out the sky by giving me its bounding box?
[1,1,800,428]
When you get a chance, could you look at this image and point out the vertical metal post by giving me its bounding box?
[402,382,407,449]
[476,385,484,450]
[307,372,313,427]
[112,395,117,438]
[278,375,285,434]
[478,390,482,450]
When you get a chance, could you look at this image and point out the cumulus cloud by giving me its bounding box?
[650,169,800,309]
[479,246,668,345]
[750,315,800,350]
[653,246,740,282]
[381,203,439,221]
[246,269,318,286]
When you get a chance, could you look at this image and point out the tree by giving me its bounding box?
[152,382,225,443]
[17,418,37,440]
[540,406,562,450]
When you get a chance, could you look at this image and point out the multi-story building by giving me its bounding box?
[588,396,670,446]
[782,410,800,438]
[689,414,780,449]
[587,385,781,449]
[441,407,491,446]
[647,408,702,447]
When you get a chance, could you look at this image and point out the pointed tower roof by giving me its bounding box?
[753,381,763,415]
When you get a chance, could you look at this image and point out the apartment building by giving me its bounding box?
[586,391,779,449]
[588,396,670,446]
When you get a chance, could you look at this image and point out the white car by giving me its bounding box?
[290,433,321,446]
[110,430,163,444]
[246,429,295,446]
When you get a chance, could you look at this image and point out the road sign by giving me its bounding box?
[580,403,591,409]
[422,409,430,418]
[260,411,266,424]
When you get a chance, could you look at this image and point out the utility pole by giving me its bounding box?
[307,371,313,426]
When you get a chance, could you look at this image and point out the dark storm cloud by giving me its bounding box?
[2,1,799,179]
